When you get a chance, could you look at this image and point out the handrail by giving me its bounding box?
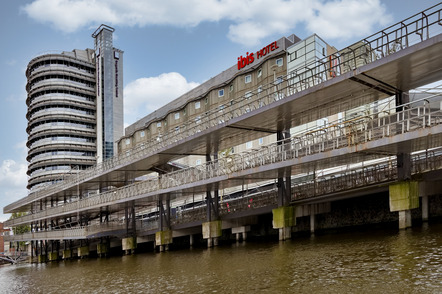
[6,4,442,212]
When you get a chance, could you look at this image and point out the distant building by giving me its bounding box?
[0,222,10,254]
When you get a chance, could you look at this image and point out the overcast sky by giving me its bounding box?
[0,0,438,221]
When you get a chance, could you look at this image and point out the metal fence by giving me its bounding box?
[8,4,441,212]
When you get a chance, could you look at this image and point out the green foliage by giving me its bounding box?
[9,212,30,250]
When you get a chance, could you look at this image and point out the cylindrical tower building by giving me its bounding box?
[25,49,97,190]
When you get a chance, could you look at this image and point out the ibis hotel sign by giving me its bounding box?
[237,41,279,70]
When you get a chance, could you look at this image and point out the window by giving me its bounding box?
[114,51,120,59]
[174,112,180,120]
[258,86,262,94]
[259,138,264,145]
[218,89,224,97]
[275,76,283,85]
[245,75,252,84]
[257,68,262,78]
[246,141,253,149]
[195,159,202,165]
[276,58,283,67]
[230,84,234,92]
[125,138,130,145]
[140,131,145,138]
[245,91,252,100]
[195,101,201,109]
[195,116,201,124]
[156,122,162,128]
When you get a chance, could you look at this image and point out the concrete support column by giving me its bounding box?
[78,246,90,258]
[62,249,72,260]
[97,242,110,257]
[155,230,172,252]
[272,206,295,241]
[232,226,250,242]
[122,237,137,255]
[389,181,419,230]
[310,213,315,234]
[202,220,222,248]
[37,254,47,263]
[48,251,59,262]
[421,195,429,222]
[189,234,194,247]
[398,210,412,229]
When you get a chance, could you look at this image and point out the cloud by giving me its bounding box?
[306,0,392,41]
[0,159,28,190]
[124,72,199,125]
[0,159,28,220]
[21,0,392,46]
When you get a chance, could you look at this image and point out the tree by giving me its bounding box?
[9,212,30,250]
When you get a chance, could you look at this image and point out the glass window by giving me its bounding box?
[259,138,264,145]
[174,112,180,120]
[125,138,130,145]
[195,101,200,109]
[157,122,161,128]
[245,75,252,84]
[275,76,283,85]
[230,84,234,92]
[258,86,262,94]
[218,89,224,97]
[276,58,283,66]
[245,91,252,100]
[140,131,145,138]
[195,159,202,165]
[257,68,262,77]
[246,141,253,149]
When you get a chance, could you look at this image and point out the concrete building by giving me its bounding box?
[3,3,442,259]
[25,25,123,190]
[0,222,9,254]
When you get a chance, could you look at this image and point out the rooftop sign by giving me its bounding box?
[237,41,279,70]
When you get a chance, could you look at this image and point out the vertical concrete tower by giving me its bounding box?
[92,25,124,162]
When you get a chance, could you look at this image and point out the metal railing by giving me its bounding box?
[6,4,442,212]
[8,147,442,241]
[6,97,442,228]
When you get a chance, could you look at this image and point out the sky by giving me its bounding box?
[0,0,439,222]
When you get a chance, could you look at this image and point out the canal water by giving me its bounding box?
[1,223,442,294]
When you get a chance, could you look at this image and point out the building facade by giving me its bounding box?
[25,25,123,190]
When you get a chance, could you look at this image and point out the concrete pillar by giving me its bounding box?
[62,249,72,260]
[389,181,419,229]
[272,206,295,241]
[422,195,429,222]
[97,242,110,257]
[189,234,194,247]
[78,246,90,258]
[310,213,315,234]
[398,210,412,229]
[122,237,137,255]
[155,230,172,252]
[202,220,222,248]
[232,226,250,242]
[48,252,59,262]
[37,254,47,263]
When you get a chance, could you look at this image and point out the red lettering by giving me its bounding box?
[248,52,254,64]
[238,40,278,69]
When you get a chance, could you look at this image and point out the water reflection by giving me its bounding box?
[1,224,441,293]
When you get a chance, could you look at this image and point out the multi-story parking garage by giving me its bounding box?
[26,49,97,190]
[4,4,442,261]
[25,25,123,191]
